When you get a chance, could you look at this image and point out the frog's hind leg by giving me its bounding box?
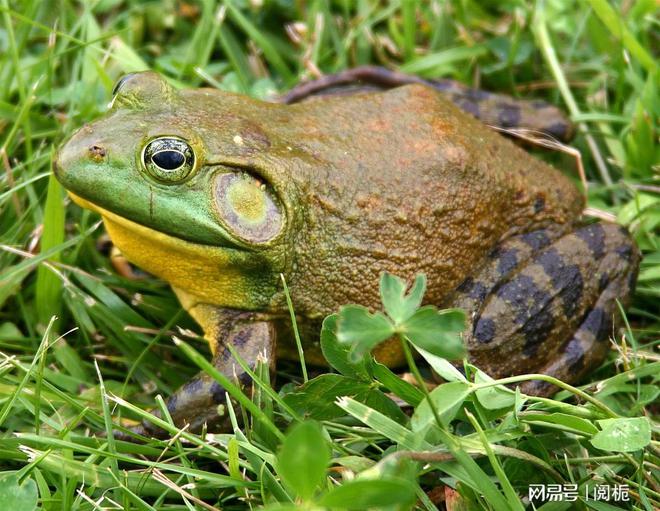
[446,223,639,396]
[124,312,275,438]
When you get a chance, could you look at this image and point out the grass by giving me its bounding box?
[0,0,658,509]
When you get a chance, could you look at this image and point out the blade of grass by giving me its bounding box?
[280,273,307,382]
[532,3,613,188]
[35,171,65,325]
[465,410,525,511]
[0,316,55,428]
[584,0,656,73]
[223,0,293,83]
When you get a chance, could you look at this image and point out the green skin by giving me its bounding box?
[55,71,639,436]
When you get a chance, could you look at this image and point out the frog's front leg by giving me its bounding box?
[446,223,639,396]
[127,309,276,438]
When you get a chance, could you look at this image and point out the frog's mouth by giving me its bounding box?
[68,192,276,310]
[68,192,246,257]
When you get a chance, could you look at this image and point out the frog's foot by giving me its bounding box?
[122,320,276,440]
[447,223,639,396]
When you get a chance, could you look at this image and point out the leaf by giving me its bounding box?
[259,505,301,511]
[0,265,29,309]
[276,421,329,501]
[591,417,651,452]
[0,473,38,511]
[371,361,424,406]
[362,387,409,424]
[284,375,354,420]
[411,382,471,431]
[317,478,417,510]
[522,413,598,436]
[400,45,489,75]
[35,173,65,326]
[474,371,515,410]
[75,272,151,328]
[402,306,466,360]
[465,410,525,511]
[617,192,656,223]
[224,1,294,82]
[320,315,369,380]
[336,305,394,361]
[283,374,405,422]
[0,322,22,339]
[227,438,241,480]
[585,0,657,73]
[257,461,292,504]
[379,272,426,324]
[333,456,375,473]
[596,382,659,406]
[108,34,150,71]
[415,346,467,383]
[336,397,430,450]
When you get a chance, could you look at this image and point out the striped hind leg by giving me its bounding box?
[446,223,639,396]
[519,244,639,396]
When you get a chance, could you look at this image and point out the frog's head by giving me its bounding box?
[55,72,292,310]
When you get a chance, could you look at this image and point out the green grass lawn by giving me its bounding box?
[0,1,658,510]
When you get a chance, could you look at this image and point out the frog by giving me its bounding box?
[54,69,639,437]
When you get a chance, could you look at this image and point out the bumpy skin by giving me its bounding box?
[54,72,638,436]
[280,66,575,142]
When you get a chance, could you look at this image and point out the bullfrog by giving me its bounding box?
[54,69,639,436]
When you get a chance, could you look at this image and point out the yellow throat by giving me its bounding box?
[69,193,263,311]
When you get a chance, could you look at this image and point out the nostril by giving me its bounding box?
[88,145,107,161]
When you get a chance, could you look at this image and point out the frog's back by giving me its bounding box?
[269,84,584,314]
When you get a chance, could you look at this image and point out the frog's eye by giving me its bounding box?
[214,172,283,244]
[142,137,195,183]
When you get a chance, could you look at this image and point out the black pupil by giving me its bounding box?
[152,150,185,170]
